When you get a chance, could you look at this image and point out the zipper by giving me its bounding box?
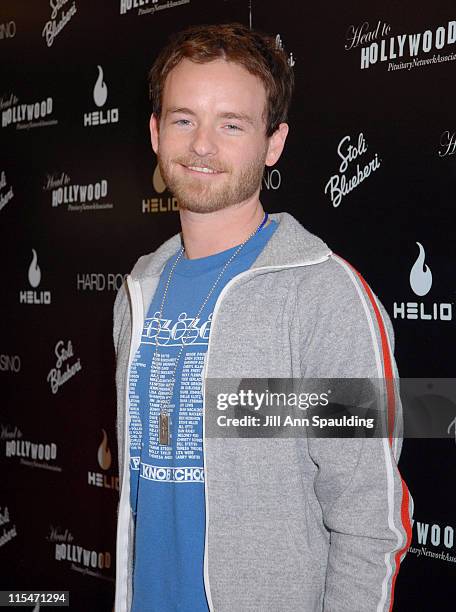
[115,275,144,612]
[202,255,330,609]
[116,254,331,611]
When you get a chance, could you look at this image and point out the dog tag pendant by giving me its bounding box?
[159,413,170,445]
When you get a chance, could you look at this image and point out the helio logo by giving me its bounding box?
[393,242,452,321]
[93,66,108,107]
[409,242,432,296]
[28,248,41,287]
[19,250,51,305]
[87,429,119,491]
[142,163,178,213]
[84,65,119,127]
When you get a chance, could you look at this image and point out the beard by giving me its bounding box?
[157,147,268,214]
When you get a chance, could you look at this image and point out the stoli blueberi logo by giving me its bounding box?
[42,0,77,48]
[47,340,82,394]
[83,65,119,127]
[0,170,14,212]
[393,242,452,321]
[324,132,381,207]
[0,506,17,549]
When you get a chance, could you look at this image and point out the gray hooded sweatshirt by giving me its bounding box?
[113,212,413,612]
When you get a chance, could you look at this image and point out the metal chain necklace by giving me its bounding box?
[152,212,269,446]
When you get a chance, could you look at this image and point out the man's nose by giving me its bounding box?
[189,124,218,157]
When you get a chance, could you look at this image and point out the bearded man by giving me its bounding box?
[113,22,412,612]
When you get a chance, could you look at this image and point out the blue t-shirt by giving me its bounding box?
[129,220,277,611]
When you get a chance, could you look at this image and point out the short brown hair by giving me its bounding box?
[148,22,294,137]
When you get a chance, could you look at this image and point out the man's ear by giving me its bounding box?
[149,112,160,154]
[265,123,289,167]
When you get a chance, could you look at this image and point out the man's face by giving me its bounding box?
[150,58,275,213]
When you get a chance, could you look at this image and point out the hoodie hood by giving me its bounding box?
[130,212,332,281]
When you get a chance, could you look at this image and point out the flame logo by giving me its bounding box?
[28,249,41,288]
[93,65,108,107]
[97,429,112,470]
[153,164,166,193]
[409,242,432,296]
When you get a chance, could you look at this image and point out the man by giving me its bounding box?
[113,23,412,612]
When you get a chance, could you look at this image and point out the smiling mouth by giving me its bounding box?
[181,164,224,175]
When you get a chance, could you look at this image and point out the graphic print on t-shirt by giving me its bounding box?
[128,219,278,612]
[130,311,211,473]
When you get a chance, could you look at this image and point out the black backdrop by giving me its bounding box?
[1,1,455,610]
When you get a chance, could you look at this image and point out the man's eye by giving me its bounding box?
[174,119,191,126]
[225,124,241,131]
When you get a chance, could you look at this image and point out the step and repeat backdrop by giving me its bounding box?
[1,1,455,610]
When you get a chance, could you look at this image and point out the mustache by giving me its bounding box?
[174,158,227,173]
